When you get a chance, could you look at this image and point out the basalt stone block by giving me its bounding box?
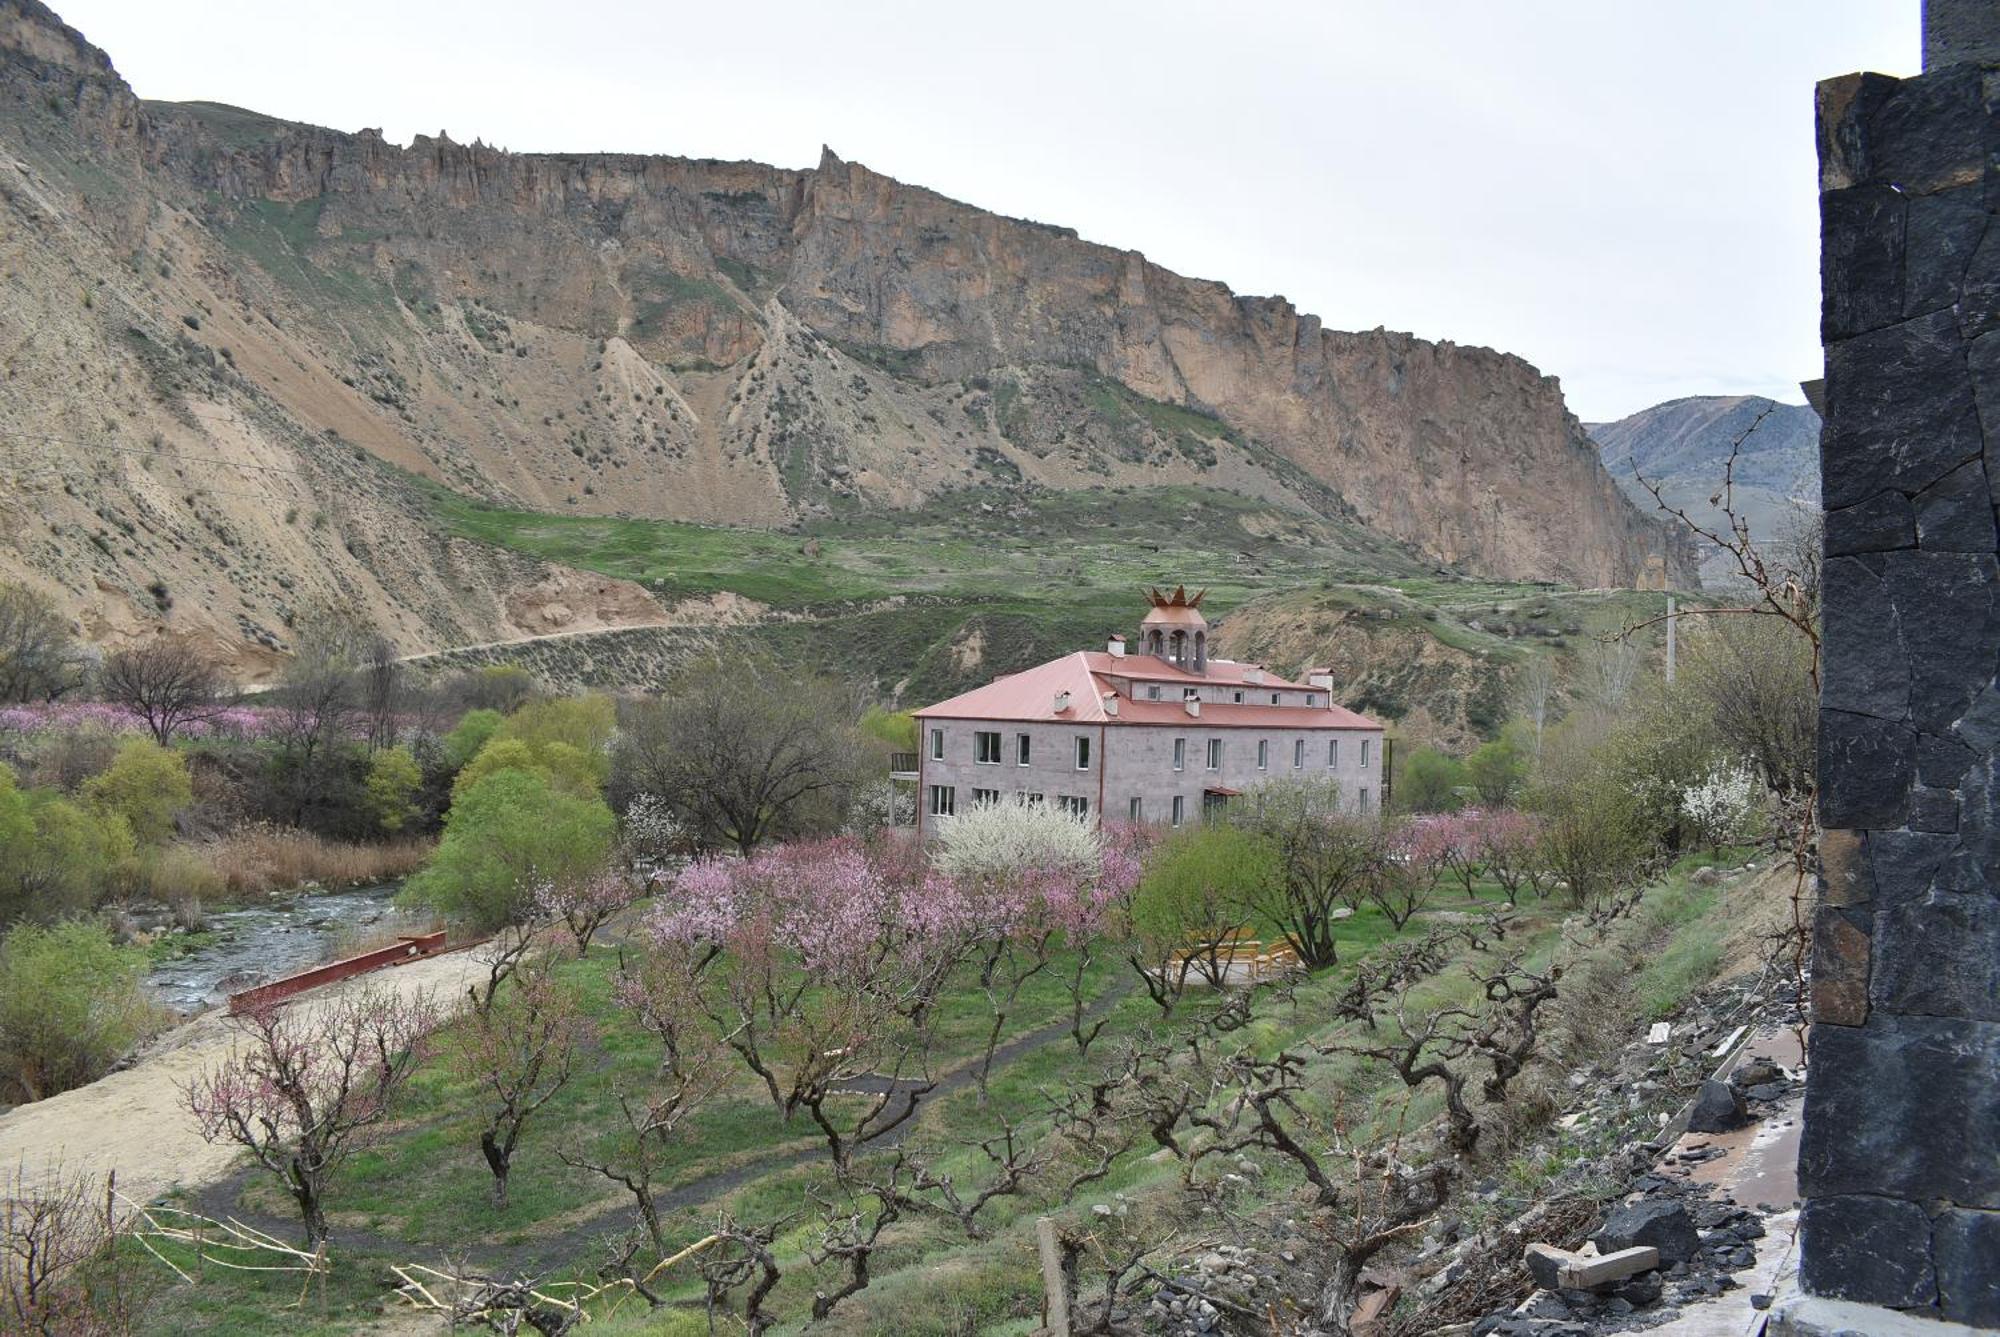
[1819,710,1916,829]
[1811,907,1871,1027]
[1955,210,2000,338]
[1918,731,1980,788]
[1968,329,2000,453]
[1822,185,1906,340]
[1871,894,2000,1022]
[1865,64,1987,196]
[1824,490,1916,555]
[1819,828,1875,906]
[1798,1195,1937,1309]
[1823,311,1983,508]
[1865,829,1954,907]
[1816,72,1906,191]
[1908,785,1961,832]
[1954,680,2000,753]
[1822,556,1910,720]
[1594,1200,1701,1265]
[1686,1079,1749,1133]
[1945,752,1997,897]
[1881,551,2000,734]
[1910,185,1988,324]
[1800,1015,2000,1205]
[1914,459,1999,551]
[1935,1209,2000,1328]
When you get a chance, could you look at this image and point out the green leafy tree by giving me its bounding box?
[1128,825,1273,1010]
[1465,726,1529,807]
[443,708,505,770]
[15,798,133,919]
[402,770,615,929]
[364,745,424,834]
[1394,747,1467,813]
[0,921,153,1101]
[79,739,191,845]
[1231,780,1382,969]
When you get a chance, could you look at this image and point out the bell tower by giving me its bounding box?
[1139,585,1208,674]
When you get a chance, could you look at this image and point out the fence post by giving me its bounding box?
[1035,1216,1072,1336]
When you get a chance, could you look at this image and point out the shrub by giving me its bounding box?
[363,745,423,834]
[0,921,154,1102]
[80,739,192,845]
[402,770,615,930]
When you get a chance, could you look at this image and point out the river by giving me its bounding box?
[142,883,418,1014]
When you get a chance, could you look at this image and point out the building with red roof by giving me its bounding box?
[907,586,1384,834]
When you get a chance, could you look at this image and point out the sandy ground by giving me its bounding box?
[0,949,487,1211]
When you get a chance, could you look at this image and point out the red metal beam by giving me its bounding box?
[227,931,449,1015]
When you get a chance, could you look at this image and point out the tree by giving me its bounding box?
[402,769,616,929]
[452,736,601,802]
[1678,615,1817,809]
[0,585,86,704]
[1230,781,1379,969]
[80,739,191,845]
[268,619,362,827]
[1465,726,1529,807]
[100,639,224,744]
[4,798,133,922]
[1529,759,1655,908]
[1394,747,1466,813]
[1127,824,1272,1009]
[363,745,423,834]
[454,961,592,1209]
[534,867,638,956]
[0,921,152,1101]
[618,655,866,854]
[184,986,439,1246]
[442,708,504,770]
[1510,656,1558,762]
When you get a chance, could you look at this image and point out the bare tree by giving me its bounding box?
[456,961,593,1209]
[360,633,402,752]
[0,584,86,704]
[183,987,440,1246]
[1230,781,1381,969]
[1,1163,123,1336]
[100,639,224,744]
[617,654,866,854]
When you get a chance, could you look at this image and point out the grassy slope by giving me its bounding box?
[123,853,1760,1335]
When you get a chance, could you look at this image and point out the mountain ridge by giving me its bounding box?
[0,0,1692,672]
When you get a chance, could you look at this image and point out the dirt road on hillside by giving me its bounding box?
[0,950,486,1210]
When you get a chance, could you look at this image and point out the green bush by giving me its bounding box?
[402,769,614,929]
[0,920,154,1101]
[364,745,423,834]
[442,708,504,770]
[81,738,192,844]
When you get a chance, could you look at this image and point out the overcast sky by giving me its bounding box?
[54,1,1917,422]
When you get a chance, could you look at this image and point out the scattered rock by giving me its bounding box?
[1594,1199,1701,1265]
[1686,1079,1749,1133]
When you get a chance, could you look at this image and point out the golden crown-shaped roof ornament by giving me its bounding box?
[1144,584,1207,609]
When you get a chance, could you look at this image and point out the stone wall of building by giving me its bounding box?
[1802,32,2000,1327]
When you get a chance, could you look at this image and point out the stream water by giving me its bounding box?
[142,883,412,1014]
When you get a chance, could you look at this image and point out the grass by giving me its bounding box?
[195,827,434,900]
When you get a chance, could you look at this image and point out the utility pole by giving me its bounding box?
[1665,596,1677,686]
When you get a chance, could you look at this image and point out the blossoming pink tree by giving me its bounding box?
[182,987,441,1246]
[534,866,639,957]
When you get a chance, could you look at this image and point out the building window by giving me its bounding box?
[1327,738,1338,768]
[1270,692,1281,705]
[1257,739,1269,770]
[1361,738,1372,768]
[928,785,956,816]
[974,730,1002,764]
[1016,733,1031,765]
[1183,687,1200,701]
[1232,690,1244,703]
[1171,795,1185,826]
[1128,796,1143,821]
[971,787,1000,806]
[929,728,944,761]
[1357,787,1371,813]
[1294,738,1305,768]
[1057,795,1089,816]
[1146,684,1161,701]
[1026,792,1044,805]
[1306,694,1317,707]
[1075,736,1091,770]
[1172,737,1186,771]
[1206,738,1222,770]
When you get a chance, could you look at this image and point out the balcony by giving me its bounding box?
[888,752,920,780]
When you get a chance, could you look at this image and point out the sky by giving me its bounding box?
[51,1,1918,423]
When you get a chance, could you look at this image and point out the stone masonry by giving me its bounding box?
[1801,6,2000,1326]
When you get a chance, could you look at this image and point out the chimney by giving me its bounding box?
[1102,693,1119,717]
[1244,667,1265,685]
[1107,634,1126,657]
[1307,669,1334,691]
[1185,697,1201,718]
[1052,690,1072,713]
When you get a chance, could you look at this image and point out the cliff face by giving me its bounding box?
[0,0,1690,661]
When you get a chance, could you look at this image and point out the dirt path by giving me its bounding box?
[0,949,487,1210]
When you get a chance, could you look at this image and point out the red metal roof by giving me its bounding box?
[913,651,1382,730]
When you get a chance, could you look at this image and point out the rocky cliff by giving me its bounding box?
[0,0,1691,663]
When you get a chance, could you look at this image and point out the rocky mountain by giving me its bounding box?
[1589,396,1819,586]
[0,0,1691,669]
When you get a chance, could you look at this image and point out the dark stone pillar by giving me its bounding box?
[1803,22,2000,1326]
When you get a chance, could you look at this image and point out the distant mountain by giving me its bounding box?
[1589,396,1820,586]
